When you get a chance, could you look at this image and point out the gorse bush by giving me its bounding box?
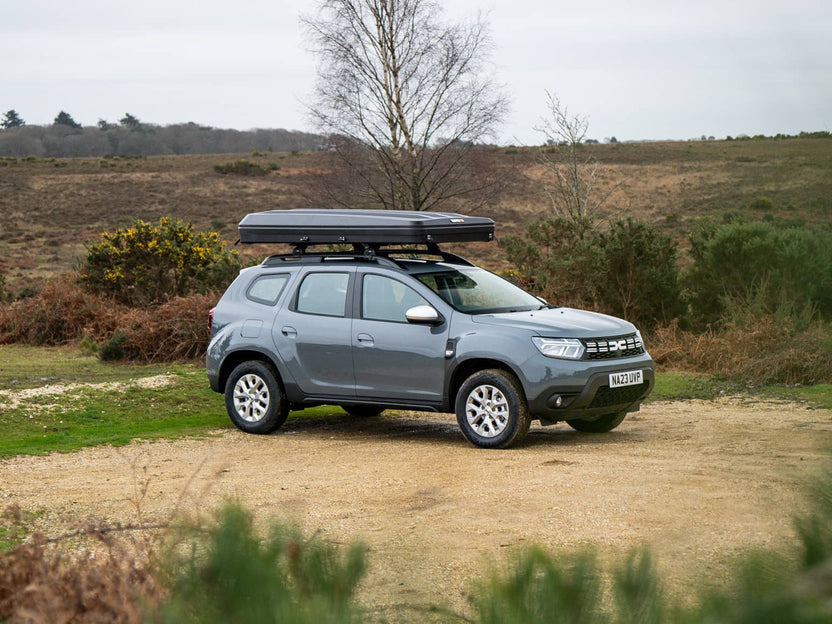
[503,216,683,328]
[81,217,240,306]
[685,217,832,326]
[156,504,366,624]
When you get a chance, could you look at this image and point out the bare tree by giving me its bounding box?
[302,0,508,211]
[536,91,614,230]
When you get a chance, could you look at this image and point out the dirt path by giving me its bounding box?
[1,398,830,618]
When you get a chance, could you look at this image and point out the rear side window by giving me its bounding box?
[246,274,289,305]
[296,272,349,317]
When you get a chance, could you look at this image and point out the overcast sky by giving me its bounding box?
[3,0,830,143]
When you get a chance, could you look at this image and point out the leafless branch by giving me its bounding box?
[302,0,507,211]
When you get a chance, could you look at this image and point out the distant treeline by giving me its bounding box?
[0,123,324,157]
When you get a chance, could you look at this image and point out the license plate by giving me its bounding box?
[609,370,643,388]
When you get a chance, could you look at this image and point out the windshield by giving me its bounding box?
[414,267,544,314]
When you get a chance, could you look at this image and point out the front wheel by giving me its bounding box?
[455,369,531,449]
[224,361,288,434]
[566,412,626,433]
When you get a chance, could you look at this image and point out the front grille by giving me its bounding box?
[589,381,650,409]
[582,334,644,360]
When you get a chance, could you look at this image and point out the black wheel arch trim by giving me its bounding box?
[217,347,295,395]
[445,356,527,411]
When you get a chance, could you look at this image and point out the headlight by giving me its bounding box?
[532,337,585,360]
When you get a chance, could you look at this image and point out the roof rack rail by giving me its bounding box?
[261,244,474,268]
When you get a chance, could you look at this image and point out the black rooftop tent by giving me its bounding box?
[237,209,495,246]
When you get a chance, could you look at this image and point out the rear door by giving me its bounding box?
[352,271,449,402]
[273,268,356,397]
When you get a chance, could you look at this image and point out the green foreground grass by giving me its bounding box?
[0,345,343,458]
[1,346,831,459]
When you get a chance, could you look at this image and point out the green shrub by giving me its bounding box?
[748,196,774,211]
[473,549,607,624]
[502,215,597,308]
[213,158,270,176]
[155,504,366,624]
[81,217,240,306]
[593,218,685,327]
[685,218,832,326]
[503,216,684,328]
[472,548,666,624]
[99,331,129,361]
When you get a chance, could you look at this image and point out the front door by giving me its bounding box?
[352,272,449,402]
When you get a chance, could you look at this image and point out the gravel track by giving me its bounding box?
[1,398,830,616]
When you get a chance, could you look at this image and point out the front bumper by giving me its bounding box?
[525,356,655,424]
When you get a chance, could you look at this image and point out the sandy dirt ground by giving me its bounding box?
[1,398,830,619]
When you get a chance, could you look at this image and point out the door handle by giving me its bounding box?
[281,326,297,337]
[356,333,374,345]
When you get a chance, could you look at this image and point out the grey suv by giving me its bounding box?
[207,209,654,448]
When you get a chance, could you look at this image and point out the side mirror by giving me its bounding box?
[405,305,443,325]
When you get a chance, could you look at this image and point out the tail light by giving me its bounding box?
[208,307,216,332]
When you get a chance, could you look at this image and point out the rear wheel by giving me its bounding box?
[224,361,288,434]
[341,404,385,417]
[455,369,531,449]
[566,412,626,433]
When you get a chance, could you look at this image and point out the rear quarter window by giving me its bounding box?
[246,274,289,305]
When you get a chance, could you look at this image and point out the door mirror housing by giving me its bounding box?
[405,305,443,325]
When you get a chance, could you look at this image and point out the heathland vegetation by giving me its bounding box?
[1,134,830,384]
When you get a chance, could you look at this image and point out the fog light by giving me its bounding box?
[554,395,563,408]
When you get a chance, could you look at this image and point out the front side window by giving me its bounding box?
[415,267,542,314]
[296,272,349,317]
[362,274,429,323]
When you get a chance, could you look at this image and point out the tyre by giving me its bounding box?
[341,404,385,417]
[566,412,626,433]
[224,361,289,434]
[455,369,531,449]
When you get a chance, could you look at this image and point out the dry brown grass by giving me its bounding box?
[0,511,163,624]
[0,276,214,363]
[650,317,832,385]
